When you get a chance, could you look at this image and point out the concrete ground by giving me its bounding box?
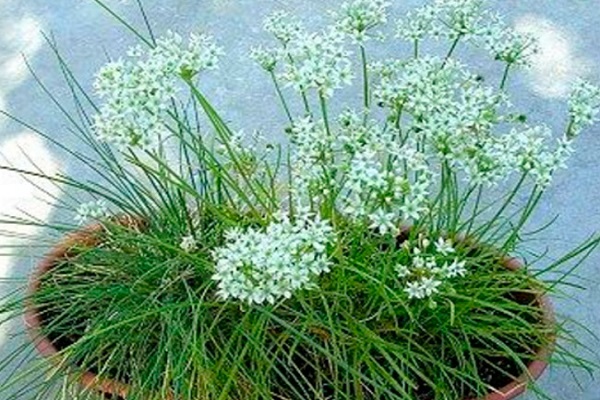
[0,0,599,399]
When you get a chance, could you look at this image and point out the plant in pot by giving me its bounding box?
[0,0,599,399]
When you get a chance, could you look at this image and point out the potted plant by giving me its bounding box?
[0,0,599,399]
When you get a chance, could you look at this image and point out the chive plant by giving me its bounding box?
[0,0,599,399]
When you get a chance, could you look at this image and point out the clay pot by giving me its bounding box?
[24,222,554,400]
[473,257,554,400]
[24,218,141,399]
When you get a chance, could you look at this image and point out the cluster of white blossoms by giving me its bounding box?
[339,118,432,233]
[74,199,110,225]
[253,11,354,98]
[343,144,432,234]
[371,57,476,118]
[436,0,486,40]
[281,28,354,98]
[397,0,485,42]
[478,14,538,67]
[211,214,334,305]
[93,31,222,150]
[263,10,304,45]
[288,110,434,234]
[288,116,335,201]
[332,0,391,43]
[370,56,587,188]
[397,235,467,300]
[396,0,537,67]
[249,45,279,73]
[569,79,600,139]
[396,4,440,42]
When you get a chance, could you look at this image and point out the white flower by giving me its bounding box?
[399,236,469,301]
[399,198,427,222]
[180,235,198,252]
[289,116,336,204]
[334,0,391,43]
[425,258,438,271]
[396,264,411,278]
[420,276,442,297]
[435,237,455,255]
[404,280,426,299]
[413,255,427,269]
[568,79,600,138]
[211,215,333,305]
[404,277,442,299]
[93,32,222,150]
[153,31,223,76]
[368,209,397,234]
[279,28,354,98]
[444,259,468,278]
[371,57,470,116]
[74,200,109,225]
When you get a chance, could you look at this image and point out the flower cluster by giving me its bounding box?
[74,200,110,225]
[344,144,432,233]
[256,11,354,98]
[569,79,600,139]
[371,56,581,188]
[289,111,434,233]
[281,28,353,98]
[288,116,335,202]
[396,0,538,68]
[250,45,279,73]
[396,4,440,42]
[263,11,304,45]
[211,214,334,305]
[397,0,485,42]
[479,14,538,67]
[397,235,467,300]
[333,0,391,43]
[437,0,486,39]
[93,31,222,150]
[371,57,476,118]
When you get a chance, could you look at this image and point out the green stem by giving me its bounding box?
[91,0,154,47]
[414,40,420,58]
[500,63,512,90]
[360,45,370,111]
[319,93,331,137]
[135,0,156,46]
[301,91,311,115]
[475,172,528,239]
[502,187,543,251]
[442,34,462,68]
[566,119,575,140]
[464,185,483,237]
[270,71,293,123]
[286,52,311,115]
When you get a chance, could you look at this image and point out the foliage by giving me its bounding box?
[0,0,599,399]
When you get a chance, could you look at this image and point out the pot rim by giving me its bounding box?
[24,222,555,400]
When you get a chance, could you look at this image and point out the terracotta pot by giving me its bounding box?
[24,218,141,400]
[470,257,554,400]
[25,223,554,400]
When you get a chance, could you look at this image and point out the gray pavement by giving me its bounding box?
[0,1,599,399]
